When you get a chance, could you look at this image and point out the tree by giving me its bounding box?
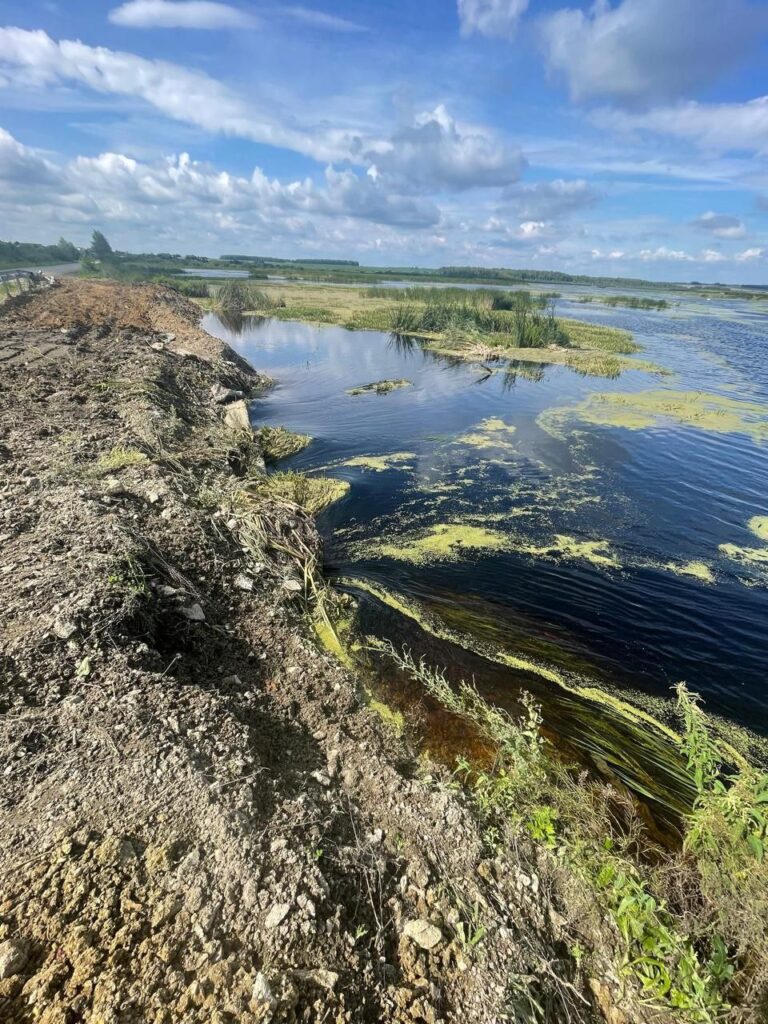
[90,230,114,261]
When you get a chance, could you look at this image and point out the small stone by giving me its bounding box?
[281,579,303,593]
[150,341,164,352]
[293,968,338,991]
[179,603,205,622]
[0,938,28,980]
[403,920,443,951]
[234,574,254,592]
[250,972,273,1010]
[310,771,331,787]
[53,617,77,640]
[264,903,291,929]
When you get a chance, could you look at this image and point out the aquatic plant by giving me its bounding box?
[346,378,412,396]
[256,425,312,461]
[540,390,768,442]
[369,523,509,564]
[372,641,768,1023]
[342,452,415,472]
[254,471,350,514]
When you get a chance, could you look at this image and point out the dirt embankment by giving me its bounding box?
[0,280,612,1023]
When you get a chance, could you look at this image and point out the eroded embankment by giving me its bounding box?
[0,280,619,1024]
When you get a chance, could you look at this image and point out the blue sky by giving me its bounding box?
[0,0,767,282]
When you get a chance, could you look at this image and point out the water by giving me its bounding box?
[181,268,250,279]
[203,298,768,818]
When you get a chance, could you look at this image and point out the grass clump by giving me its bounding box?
[256,425,311,461]
[257,471,349,514]
[215,280,286,314]
[375,641,768,1023]
[578,294,670,310]
[95,445,148,474]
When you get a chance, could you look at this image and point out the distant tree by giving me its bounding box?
[55,237,79,261]
[90,230,114,261]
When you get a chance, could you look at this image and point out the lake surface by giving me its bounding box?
[203,295,768,820]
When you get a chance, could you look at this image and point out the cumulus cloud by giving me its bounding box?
[457,0,529,39]
[540,0,767,107]
[0,127,439,234]
[109,1,257,29]
[594,96,768,152]
[368,105,526,191]
[504,178,598,219]
[736,247,765,261]
[692,212,746,239]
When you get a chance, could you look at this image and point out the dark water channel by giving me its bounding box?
[203,297,768,822]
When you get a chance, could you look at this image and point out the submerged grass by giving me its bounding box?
[374,641,768,1024]
[346,378,412,396]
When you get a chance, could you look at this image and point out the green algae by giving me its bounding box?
[719,514,768,573]
[342,451,415,472]
[346,378,412,396]
[749,515,768,542]
[516,534,621,569]
[540,389,768,442]
[664,560,715,584]
[453,416,517,451]
[371,523,509,565]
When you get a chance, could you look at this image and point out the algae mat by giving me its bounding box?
[539,389,768,442]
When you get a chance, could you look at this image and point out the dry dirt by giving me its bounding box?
[0,279,610,1023]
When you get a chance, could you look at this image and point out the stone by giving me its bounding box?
[179,603,205,622]
[293,968,338,991]
[211,383,245,405]
[53,617,77,640]
[0,938,28,980]
[403,920,443,951]
[234,573,254,592]
[281,579,303,593]
[250,972,273,1009]
[264,903,291,929]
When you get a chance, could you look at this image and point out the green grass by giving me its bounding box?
[578,294,670,310]
[372,640,768,1023]
[256,425,312,461]
[256,471,350,514]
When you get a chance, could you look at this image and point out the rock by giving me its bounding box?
[0,938,28,980]
[211,383,245,405]
[250,972,273,1009]
[293,968,338,991]
[310,771,331,787]
[53,617,77,640]
[264,903,291,929]
[403,920,443,951]
[150,341,164,352]
[223,400,251,431]
[281,579,303,594]
[179,603,205,622]
[234,573,254,592]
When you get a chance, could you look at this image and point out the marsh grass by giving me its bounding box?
[373,640,768,1023]
[253,471,350,515]
[389,294,566,348]
[256,425,312,461]
[578,294,670,311]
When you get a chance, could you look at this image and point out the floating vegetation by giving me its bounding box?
[346,378,413,396]
[516,534,621,569]
[342,451,415,472]
[256,425,311,461]
[664,560,715,584]
[540,389,768,441]
[452,416,518,452]
[577,294,670,311]
[719,514,768,571]
[368,523,509,564]
[256,471,349,514]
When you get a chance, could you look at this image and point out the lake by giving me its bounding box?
[203,295,768,822]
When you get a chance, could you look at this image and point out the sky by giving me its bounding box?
[0,0,767,282]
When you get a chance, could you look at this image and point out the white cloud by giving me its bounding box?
[457,0,529,39]
[540,0,767,107]
[594,96,768,152]
[736,247,765,261]
[0,127,439,233]
[282,6,366,33]
[692,212,746,239]
[638,246,694,262]
[0,29,520,193]
[109,1,257,29]
[369,105,526,191]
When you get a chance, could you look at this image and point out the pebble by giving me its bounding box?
[403,920,443,950]
[264,903,291,929]
[179,603,205,622]
[0,937,28,980]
